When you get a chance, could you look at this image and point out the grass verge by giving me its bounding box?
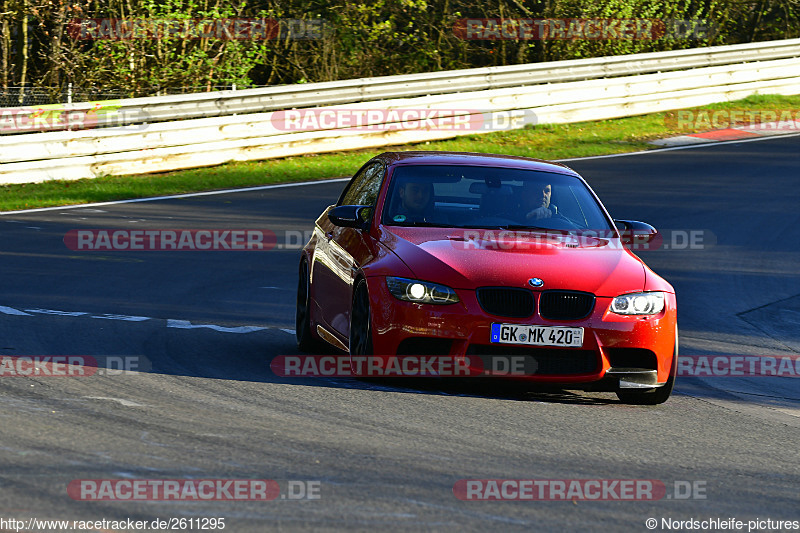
[1,94,798,211]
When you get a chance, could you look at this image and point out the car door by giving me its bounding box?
[312,161,385,340]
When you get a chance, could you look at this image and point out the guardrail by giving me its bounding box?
[1,38,799,183]
[5,38,800,132]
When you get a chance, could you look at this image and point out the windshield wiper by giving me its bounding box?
[495,224,549,230]
[402,221,459,228]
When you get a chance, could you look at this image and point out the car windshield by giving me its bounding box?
[381,164,613,231]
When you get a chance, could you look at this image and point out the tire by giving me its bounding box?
[616,330,678,405]
[295,259,319,352]
[349,279,374,358]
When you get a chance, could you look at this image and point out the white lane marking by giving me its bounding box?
[91,314,150,321]
[84,396,145,407]
[280,328,296,335]
[558,131,800,162]
[1,303,269,334]
[261,286,286,290]
[649,135,715,147]
[0,305,32,316]
[0,178,350,215]
[112,471,140,478]
[24,308,88,317]
[400,498,533,526]
[166,319,266,333]
[139,431,172,448]
[780,309,800,324]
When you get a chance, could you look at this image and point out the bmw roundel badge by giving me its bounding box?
[528,278,544,288]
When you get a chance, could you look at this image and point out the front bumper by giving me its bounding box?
[365,276,677,386]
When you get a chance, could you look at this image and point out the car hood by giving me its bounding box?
[379,227,645,297]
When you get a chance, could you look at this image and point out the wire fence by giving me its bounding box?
[0,84,260,106]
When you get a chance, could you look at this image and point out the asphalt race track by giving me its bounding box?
[1,136,798,531]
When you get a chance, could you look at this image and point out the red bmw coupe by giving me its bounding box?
[296,151,677,404]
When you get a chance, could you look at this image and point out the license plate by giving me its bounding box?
[490,323,583,347]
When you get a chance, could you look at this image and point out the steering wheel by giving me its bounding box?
[473,216,520,226]
[542,213,580,230]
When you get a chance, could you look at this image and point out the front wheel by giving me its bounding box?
[296,259,319,352]
[349,279,373,358]
[616,331,678,405]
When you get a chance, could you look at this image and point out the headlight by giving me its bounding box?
[386,277,460,305]
[610,292,665,315]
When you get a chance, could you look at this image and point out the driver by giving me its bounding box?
[518,181,556,221]
[394,180,433,223]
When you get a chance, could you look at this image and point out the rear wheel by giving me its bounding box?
[295,259,319,352]
[616,330,678,405]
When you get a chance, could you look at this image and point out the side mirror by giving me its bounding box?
[329,205,371,230]
[614,219,659,247]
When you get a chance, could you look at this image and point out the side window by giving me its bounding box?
[340,162,385,207]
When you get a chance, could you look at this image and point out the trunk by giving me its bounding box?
[748,0,767,42]
[18,0,28,104]
[436,0,449,71]
[2,1,9,88]
[125,0,137,96]
[48,0,67,87]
